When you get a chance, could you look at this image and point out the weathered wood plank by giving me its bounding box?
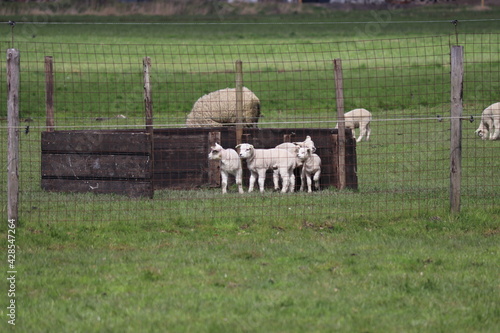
[41,131,151,154]
[42,154,151,179]
[153,171,205,190]
[41,179,152,198]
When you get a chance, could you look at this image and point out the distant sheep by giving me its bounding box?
[236,143,295,193]
[475,102,500,140]
[208,143,243,194]
[297,146,322,193]
[335,108,372,142]
[186,87,261,128]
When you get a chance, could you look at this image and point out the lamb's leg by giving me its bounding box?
[235,169,244,194]
[313,170,321,191]
[280,170,290,193]
[257,169,267,193]
[356,125,365,142]
[248,172,257,193]
[288,172,295,193]
[365,123,371,141]
[221,170,229,194]
[300,168,306,192]
[306,173,313,193]
[491,118,500,140]
[272,169,280,191]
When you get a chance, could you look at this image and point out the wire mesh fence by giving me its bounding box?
[1,31,499,226]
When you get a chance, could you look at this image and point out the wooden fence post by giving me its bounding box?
[235,60,243,146]
[208,131,221,187]
[143,56,153,136]
[143,56,154,198]
[450,46,463,213]
[7,48,20,225]
[334,58,346,190]
[45,56,55,132]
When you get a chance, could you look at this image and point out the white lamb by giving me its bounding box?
[208,143,243,194]
[236,143,296,193]
[335,108,372,142]
[297,146,322,193]
[475,102,500,140]
[274,136,317,190]
[275,135,317,162]
[186,87,261,128]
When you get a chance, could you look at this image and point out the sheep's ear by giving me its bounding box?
[235,144,241,149]
[311,146,317,153]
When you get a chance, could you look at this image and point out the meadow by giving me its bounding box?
[1,4,500,332]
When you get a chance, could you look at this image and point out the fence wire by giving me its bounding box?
[1,33,499,226]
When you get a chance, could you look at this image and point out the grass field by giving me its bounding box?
[1,4,500,332]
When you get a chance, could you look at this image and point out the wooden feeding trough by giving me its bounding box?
[41,127,357,197]
[40,56,357,197]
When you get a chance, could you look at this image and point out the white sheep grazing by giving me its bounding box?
[335,108,372,142]
[236,143,296,193]
[186,87,261,128]
[475,102,500,140]
[208,143,243,194]
[297,146,322,193]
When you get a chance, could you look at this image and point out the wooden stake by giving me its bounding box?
[143,56,153,136]
[143,56,154,198]
[45,56,55,132]
[235,60,243,146]
[334,58,346,190]
[7,49,20,225]
[450,46,463,213]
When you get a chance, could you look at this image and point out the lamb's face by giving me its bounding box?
[475,125,489,140]
[208,143,223,160]
[297,147,312,161]
[237,144,254,159]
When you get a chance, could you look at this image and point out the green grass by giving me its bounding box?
[11,205,500,332]
[0,6,499,332]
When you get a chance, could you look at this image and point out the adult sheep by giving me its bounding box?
[475,102,500,140]
[186,87,261,128]
[335,108,372,142]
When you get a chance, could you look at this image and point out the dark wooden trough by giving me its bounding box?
[41,127,357,197]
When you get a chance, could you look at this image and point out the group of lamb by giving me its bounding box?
[208,136,321,194]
